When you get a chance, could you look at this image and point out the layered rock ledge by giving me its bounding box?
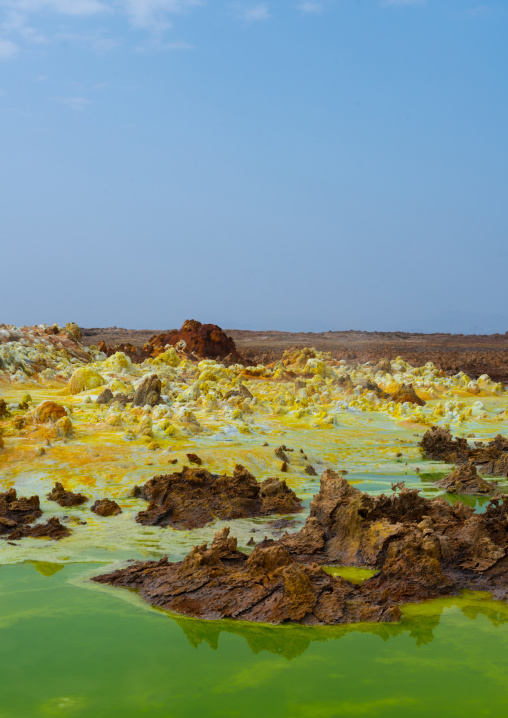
[92,528,400,625]
[133,464,302,530]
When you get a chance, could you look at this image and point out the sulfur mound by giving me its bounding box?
[68,367,105,395]
[143,320,242,362]
[436,464,498,496]
[91,499,122,516]
[420,426,508,477]
[133,465,302,530]
[47,482,88,507]
[92,528,400,625]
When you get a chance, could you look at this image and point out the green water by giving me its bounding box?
[1,563,508,717]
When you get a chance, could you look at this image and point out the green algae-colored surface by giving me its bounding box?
[1,563,508,717]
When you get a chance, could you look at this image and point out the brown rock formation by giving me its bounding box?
[92,468,508,623]
[92,528,400,625]
[436,464,498,495]
[143,320,242,362]
[132,374,161,407]
[96,388,114,405]
[0,398,8,418]
[363,527,454,604]
[91,498,122,516]
[276,469,508,599]
[0,489,42,534]
[47,482,88,507]
[34,401,68,423]
[134,464,302,530]
[5,517,71,541]
[420,427,508,477]
[390,383,426,406]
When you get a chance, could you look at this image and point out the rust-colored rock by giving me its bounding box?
[92,528,400,625]
[0,398,8,418]
[133,464,302,530]
[0,489,42,534]
[420,427,508,477]
[91,498,122,516]
[143,320,242,362]
[436,463,498,495]
[186,453,202,465]
[390,383,426,406]
[5,517,71,541]
[47,482,88,507]
[34,401,67,423]
[132,374,161,407]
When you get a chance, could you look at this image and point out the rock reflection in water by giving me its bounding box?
[164,592,508,660]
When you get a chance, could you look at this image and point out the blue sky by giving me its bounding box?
[1,0,507,333]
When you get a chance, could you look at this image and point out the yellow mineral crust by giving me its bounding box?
[68,367,105,394]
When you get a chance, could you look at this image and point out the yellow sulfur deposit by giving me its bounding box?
[68,367,105,394]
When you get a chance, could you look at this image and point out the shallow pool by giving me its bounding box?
[1,562,508,717]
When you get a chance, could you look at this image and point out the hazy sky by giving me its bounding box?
[1,0,507,333]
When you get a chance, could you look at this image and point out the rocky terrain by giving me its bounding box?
[2,318,508,626]
[94,469,508,624]
[82,326,508,383]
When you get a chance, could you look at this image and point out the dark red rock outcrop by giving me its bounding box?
[436,463,498,495]
[91,499,122,516]
[47,482,88,507]
[5,517,71,541]
[134,465,302,530]
[132,374,161,407]
[420,426,508,477]
[92,528,400,625]
[143,320,243,363]
[0,489,42,534]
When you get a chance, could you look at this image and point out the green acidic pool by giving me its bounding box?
[1,563,508,717]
